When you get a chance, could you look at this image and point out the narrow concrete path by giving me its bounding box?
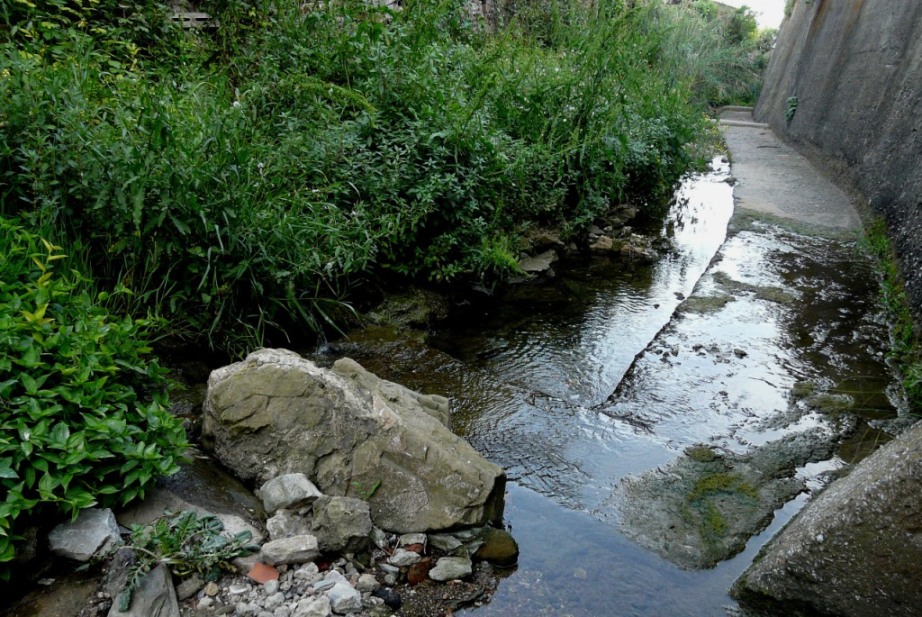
[720,108,862,234]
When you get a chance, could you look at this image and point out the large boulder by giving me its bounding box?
[202,349,506,533]
[733,420,922,616]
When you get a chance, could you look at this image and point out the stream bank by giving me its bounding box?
[6,110,907,617]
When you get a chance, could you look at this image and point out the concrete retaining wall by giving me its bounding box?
[755,0,922,316]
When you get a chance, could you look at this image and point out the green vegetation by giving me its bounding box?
[862,219,922,413]
[119,511,257,610]
[0,0,768,576]
[785,95,799,123]
[1,0,767,351]
[0,219,187,578]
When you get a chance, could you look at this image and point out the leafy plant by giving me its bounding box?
[0,217,187,578]
[119,510,258,610]
[785,96,799,123]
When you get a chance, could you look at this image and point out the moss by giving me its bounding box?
[711,271,797,305]
[685,445,721,463]
[688,471,758,502]
[681,293,735,314]
[791,380,816,400]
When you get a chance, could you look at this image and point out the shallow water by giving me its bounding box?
[321,159,899,615]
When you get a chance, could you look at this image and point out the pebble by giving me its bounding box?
[263,580,280,595]
[205,582,221,596]
[388,548,421,567]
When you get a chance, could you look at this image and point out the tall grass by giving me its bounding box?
[1,0,762,352]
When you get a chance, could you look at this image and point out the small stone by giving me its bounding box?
[205,582,220,596]
[378,563,399,575]
[383,573,397,586]
[228,583,250,595]
[294,563,320,579]
[370,527,390,551]
[573,567,588,580]
[312,580,336,593]
[326,582,362,615]
[176,574,205,601]
[258,474,323,515]
[198,596,215,609]
[355,573,379,593]
[265,592,286,609]
[267,509,313,541]
[407,559,432,585]
[388,549,420,567]
[294,595,331,617]
[249,562,280,584]
[323,570,348,584]
[428,534,463,553]
[261,535,320,566]
[429,556,472,581]
[273,608,291,617]
[263,579,280,595]
[373,587,402,610]
[733,348,748,358]
[234,601,260,616]
[398,533,427,547]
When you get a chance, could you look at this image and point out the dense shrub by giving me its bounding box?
[0,0,759,349]
[0,217,187,576]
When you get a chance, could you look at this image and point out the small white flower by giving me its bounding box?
[232,100,241,108]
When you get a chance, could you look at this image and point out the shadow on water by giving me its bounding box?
[320,158,900,615]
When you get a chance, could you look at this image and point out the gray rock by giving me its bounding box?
[259,474,323,515]
[733,420,922,616]
[387,548,421,567]
[49,508,120,562]
[325,582,362,614]
[266,508,313,541]
[427,533,463,553]
[310,496,372,553]
[429,557,472,581]
[355,573,379,593]
[175,574,204,601]
[260,535,320,566]
[294,595,331,617]
[472,527,519,566]
[518,249,558,273]
[370,527,390,550]
[203,350,506,533]
[398,533,427,547]
[108,563,179,617]
[323,570,348,584]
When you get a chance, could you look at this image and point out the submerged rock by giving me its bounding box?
[617,429,836,569]
[733,419,922,617]
[203,349,506,533]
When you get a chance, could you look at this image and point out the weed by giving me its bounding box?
[785,96,799,123]
[119,510,258,610]
[861,218,922,413]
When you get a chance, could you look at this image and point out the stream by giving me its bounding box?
[315,159,899,615]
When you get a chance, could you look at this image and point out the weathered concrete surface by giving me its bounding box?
[733,419,922,616]
[203,349,506,533]
[608,110,896,572]
[755,0,922,316]
[721,110,861,235]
